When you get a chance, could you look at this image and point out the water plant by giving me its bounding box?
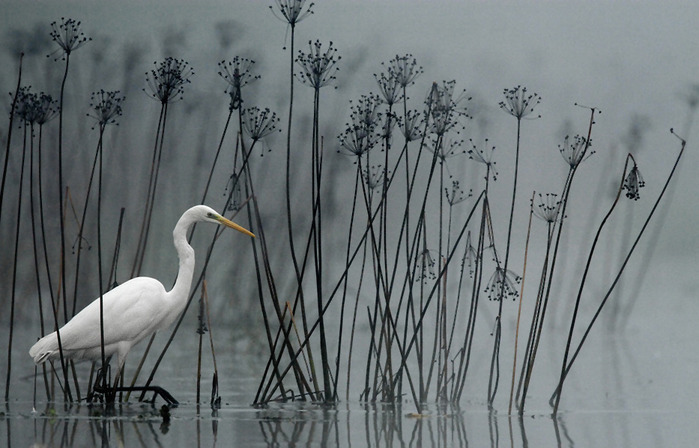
[0,6,689,418]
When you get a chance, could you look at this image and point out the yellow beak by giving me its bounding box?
[217,215,255,238]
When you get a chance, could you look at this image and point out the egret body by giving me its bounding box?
[29,205,254,381]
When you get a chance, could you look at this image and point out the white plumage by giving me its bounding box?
[29,205,254,378]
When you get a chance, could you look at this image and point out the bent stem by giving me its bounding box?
[551,130,686,414]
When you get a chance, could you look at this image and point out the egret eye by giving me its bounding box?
[207,212,214,218]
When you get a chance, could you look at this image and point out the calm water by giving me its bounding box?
[3,400,697,447]
[3,293,699,448]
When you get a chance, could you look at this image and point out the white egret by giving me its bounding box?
[29,205,254,403]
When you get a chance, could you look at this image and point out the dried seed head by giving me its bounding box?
[11,87,59,126]
[559,134,593,169]
[387,54,423,88]
[241,106,280,142]
[415,249,438,283]
[144,57,194,104]
[374,71,401,106]
[428,136,465,163]
[468,138,498,182]
[623,164,645,200]
[218,57,260,110]
[48,17,91,59]
[461,231,479,278]
[270,0,314,27]
[88,89,125,127]
[397,109,425,142]
[426,80,470,136]
[531,193,561,223]
[445,178,471,206]
[499,85,541,120]
[362,164,386,191]
[337,94,383,158]
[485,267,521,301]
[296,40,340,90]
[34,92,60,125]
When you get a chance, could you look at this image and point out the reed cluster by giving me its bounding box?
[0,4,689,415]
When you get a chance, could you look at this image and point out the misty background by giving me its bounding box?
[0,0,697,415]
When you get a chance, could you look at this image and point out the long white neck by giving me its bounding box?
[167,214,196,307]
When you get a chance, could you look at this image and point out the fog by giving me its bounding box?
[1,1,698,446]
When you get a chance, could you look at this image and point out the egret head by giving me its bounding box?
[192,205,255,238]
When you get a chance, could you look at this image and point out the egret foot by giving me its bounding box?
[91,383,179,406]
[90,363,178,406]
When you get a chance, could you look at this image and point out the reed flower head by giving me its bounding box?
[429,136,464,163]
[461,231,479,278]
[467,138,498,181]
[426,80,470,136]
[397,109,425,142]
[499,85,541,120]
[49,17,91,59]
[623,163,645,200]
[374,71,401,106]
[88,89,124,127]
[558,134,592,169]
[12,87,37,124]
[387,54,423,88]
[415,249,438,282]
[379,112,398,139]
[241,106,280,141]
[363,164,386,191]
[532,193,561,223]
[485,267,521,301]
[270,0,314,26]
[12,87,59,126]
[338,94,382,158]
[218,57,260,110]
[445,179,471,206]
[351,93,382,129]
[338,124,379,158]
[34,92,60,125]
[144,57,194,104]
[296,40,340,90]
[225,172,244,212]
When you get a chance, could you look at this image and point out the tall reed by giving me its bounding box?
[487,86,540,407]
[551,129,686,413]
[4,6,687,413]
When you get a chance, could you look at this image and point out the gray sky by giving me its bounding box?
[1,0,698,422]
[2,0,697,284]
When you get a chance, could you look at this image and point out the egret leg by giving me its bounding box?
[89,362,178,406]
[108,385,179,406]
